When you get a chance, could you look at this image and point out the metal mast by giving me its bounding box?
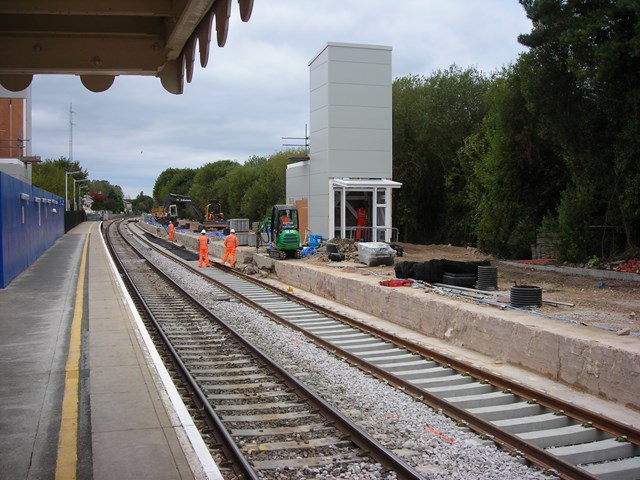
[69,102,75,162]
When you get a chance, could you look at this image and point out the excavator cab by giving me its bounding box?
[204,199,224,222]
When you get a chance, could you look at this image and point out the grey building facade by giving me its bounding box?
[286,42,401,242]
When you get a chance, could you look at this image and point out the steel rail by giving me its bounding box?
[194,268,600,480]
[108,220,425,480]
[208,260,640,440]
[104,221,258,479]
[169,263,629,479]
[279,292,640,444]
[268,287,640,443]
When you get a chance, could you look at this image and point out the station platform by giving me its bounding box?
[0,222,219,480]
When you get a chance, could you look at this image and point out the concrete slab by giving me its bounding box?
[90,365,147,394]
[89,342,141,367]
[91,389,170,431]
[92,428,190,480]
[88,223,209,479]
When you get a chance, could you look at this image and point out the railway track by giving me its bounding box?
[115,218,640,480]
[105,220,423,479]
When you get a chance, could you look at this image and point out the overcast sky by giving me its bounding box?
[30,1,532,199]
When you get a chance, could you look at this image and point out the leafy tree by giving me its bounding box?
[32,157,88,204]
[152,168,197,206]
[240,151,292,221]
[225,156,267,220]
[392,75,426,242]
[469,63,568,258]
[90,191,108,209]
[150,151,298,223]
[517,0,640,259]
[130,191,154,214]
[188,160,239,216]
[89,180,124,212]
[392,66,490,244]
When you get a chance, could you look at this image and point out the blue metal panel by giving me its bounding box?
[0,172,64,288]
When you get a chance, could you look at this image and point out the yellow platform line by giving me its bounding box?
[55,226,92,480]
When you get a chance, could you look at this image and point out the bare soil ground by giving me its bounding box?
[302,240,640,336]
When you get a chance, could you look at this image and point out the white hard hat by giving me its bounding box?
[201,229,206,234]
[230,229,235,233]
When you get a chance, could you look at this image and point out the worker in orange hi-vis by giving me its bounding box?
[279,212,291,229]
[198,229,210,267]
[355,206,366,241]
[168,221,175,242]
[222,229,239,268]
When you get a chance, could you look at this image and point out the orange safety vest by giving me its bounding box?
[199,234,209,249]
[224,233,239,248]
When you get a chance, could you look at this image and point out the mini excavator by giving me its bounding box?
[256,204,302,259]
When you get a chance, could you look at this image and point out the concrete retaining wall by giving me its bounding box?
[272,261,639,410]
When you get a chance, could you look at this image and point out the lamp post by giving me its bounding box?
[65,171,80,211]
[78,184,88,212]
[73,178,89,211]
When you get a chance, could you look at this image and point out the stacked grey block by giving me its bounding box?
[229,218,250,246]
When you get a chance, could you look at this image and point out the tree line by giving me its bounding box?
[31,157,124,213]
[151,151,298,224]
[391,0,639,261]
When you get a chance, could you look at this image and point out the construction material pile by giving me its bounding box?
[395,259,491,284]
[357,242,396,266]
[323,238,360,262]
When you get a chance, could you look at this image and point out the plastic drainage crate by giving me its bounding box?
[235,232,249,246]
[247,232,257,246]
[357,242,396,267]
[229,218,250,232]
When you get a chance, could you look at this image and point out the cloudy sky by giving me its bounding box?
[30,1,532,199]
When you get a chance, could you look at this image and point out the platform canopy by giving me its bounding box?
[0,0,255,94]
[331,178,402,189]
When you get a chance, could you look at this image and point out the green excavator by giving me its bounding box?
[256,204,302,259]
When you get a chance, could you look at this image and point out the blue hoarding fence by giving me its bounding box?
[0,172,65,288]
